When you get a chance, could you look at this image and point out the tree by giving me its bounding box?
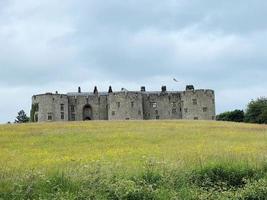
[216,110,244,122]
[15,110,30,123]
[245,97,267,124]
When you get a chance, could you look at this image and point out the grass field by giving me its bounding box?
[0,120,267,199]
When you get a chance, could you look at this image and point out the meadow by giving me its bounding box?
[0,120,267,199]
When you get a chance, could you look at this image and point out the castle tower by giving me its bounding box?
[31,93,68,122]
[181,86,216,120]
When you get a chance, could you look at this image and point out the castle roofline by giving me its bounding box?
[32,93,68,97]
[65,89,214,96]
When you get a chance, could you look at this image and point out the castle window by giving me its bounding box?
[172,109,177,114]
[131,102,134,108]
[125,118,130,120]
[151,102,157,108]
[171,102,176,107]
[117,102,120,108]
[60,104,64,111]
[138,110,141,115]
[47,113,53,121]
[192,99,197,105]
[155,110,159,115]
[156,116,160,120]
[71,113,75,121]
[71,105,75,112]
[194,117,198,120]
[61,112,64,120]
[184,108,188,113]
[112,111,115,116]
[203,107,208,112]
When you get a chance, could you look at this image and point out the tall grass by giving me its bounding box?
[0,120,267,199]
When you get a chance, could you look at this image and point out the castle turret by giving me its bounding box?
[108,86,113,93]
[161,86,167,93]
[93,86,98,94]
[141,86,146,92]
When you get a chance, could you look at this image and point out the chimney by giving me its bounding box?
[161,86,167,92]
[108,86,113,93]
[93,86,98,94]
[186,85,194,91]
[141,86,146,92]
[78,86,81,93]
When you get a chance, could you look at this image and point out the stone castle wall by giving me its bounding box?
[31,86,216,122]
[181,90,215,120]
[32,93,68,122]
[108,92,143,120]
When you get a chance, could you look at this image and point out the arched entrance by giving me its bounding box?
[83,105,93,120]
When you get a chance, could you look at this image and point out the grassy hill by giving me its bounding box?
[0,121,267,199]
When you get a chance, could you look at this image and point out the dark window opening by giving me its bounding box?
[193,99,197,105]
[112,111,115,116]
[184,108,188,113]
[171,102,176,107]
[47,113,53,121]
[155,110,159,115]
[131,102,134,108]
[61,112,64,120]
[60,104,64,111]
[172,109,177,114]
[125,118,130,120]
[194,117,198,120]
[203,107,208,112]
[117,102,120,108]
[156,116,160,120]
[71,114,75,121]
[138,110,141,115]
[71,105,75,112]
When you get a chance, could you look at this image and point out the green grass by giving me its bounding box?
[0,120,267,199]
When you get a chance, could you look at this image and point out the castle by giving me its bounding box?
[31,85,216,122]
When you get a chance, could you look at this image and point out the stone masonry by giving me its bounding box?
[31,85,216,122]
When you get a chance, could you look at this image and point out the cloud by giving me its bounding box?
[0,0,267,122]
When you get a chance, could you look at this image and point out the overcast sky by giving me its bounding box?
[1,0,267,123]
